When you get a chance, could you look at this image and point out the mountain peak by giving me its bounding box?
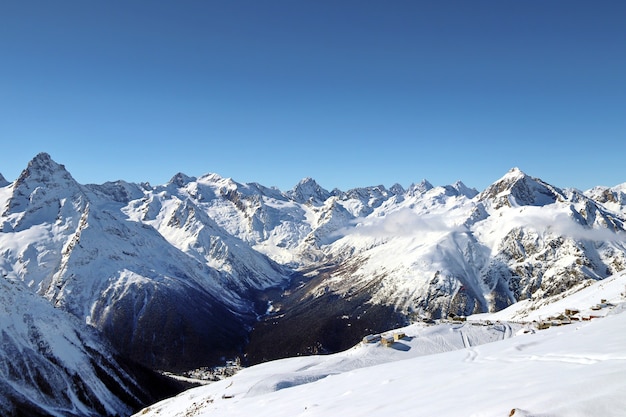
[295,177,317,186]
[198,172,229,184]
[451,180,478,198]
[5,153,82,218]
[168,172,196,187]
[502,167,526,180]
[407,179,433,196]
[389,183,405,195]
[585,183,626,211]
[30,152,58,169]
[288,177,330,204]
[0,173,8,187]
[16,152,74,186]
[478,168,562,208]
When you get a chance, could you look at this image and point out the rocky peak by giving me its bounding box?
[0,173,8,187]
[3,152,84,221]
[389,183,405,195]
[340,185,388,201]
[14,152,76,189]
[477,168,563,208]
[438,181,478,199]
[288,177,330,204]
[406,179,433,196]
[168,172,196,188]
[452,181,478,198]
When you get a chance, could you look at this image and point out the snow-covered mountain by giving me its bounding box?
[0,276,182,417]
[0,153,289,371]
[242,168,626,360]
[585,182,626,216]
[133,272,626,417]
[316,167,625,317]
[2,153,626,415]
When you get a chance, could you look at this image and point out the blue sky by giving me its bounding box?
[1,1,625,192]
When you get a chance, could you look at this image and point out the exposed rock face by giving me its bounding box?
[287,177,331,204]
[477,167,564,208]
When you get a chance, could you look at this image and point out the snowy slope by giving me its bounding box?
[135,273,626,417]
[0,277,179,417]
[472,270,626,322]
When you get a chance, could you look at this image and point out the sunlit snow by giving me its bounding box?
[136,272,626,417]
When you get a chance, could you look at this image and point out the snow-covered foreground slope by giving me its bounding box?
[136,273,626,417]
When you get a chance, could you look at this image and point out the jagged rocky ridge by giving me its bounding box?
[1,154,626,412]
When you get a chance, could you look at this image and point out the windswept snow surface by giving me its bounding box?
[136,273,626,417]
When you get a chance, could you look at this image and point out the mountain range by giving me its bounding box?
[1,153,625,415]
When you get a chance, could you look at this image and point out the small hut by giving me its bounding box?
[537,322,551,330]
[362,334,381,344]
[393,332,406,341]
[381,336,395,347]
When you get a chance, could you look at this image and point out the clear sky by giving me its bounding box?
[1,1,625,192]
